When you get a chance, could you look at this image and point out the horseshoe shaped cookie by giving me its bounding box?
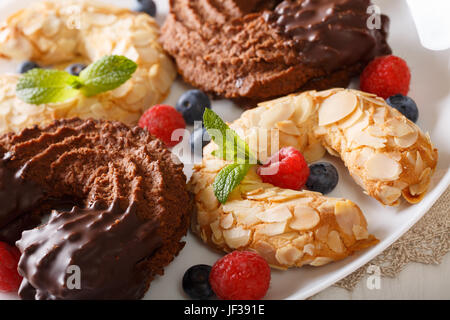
[189,88,438,269]
[161,0,391,100]
[0,0,176,134]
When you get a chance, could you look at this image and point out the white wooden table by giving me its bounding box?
[312,253,450,299]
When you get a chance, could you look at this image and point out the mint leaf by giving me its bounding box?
[78,55,137,97]
[16,55,138,105]
[204,109,261,204]
[16,69,80,105]
[213,163,251,204]
[203,109,258,164]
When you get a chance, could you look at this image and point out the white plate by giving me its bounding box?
[0,0,448,300]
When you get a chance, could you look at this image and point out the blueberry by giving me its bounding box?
[191,127,211,153]
[306,162,339,194]
[386,94,419,123]
[18,61,40,74]
[66,63,87,76]
[134,0,157,17]
[182,264,215,300]
[176,90,211,125]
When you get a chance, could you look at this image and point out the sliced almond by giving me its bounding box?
[255,205,292,223]
[210,220,223,242]
[327,230,345,253]
[275,245,303,266]
[394,130,418,148]
[350,89,377,98]
[409,181,427,197]
[223,226,251,249]
[276,120,301,136]
[352,225,369,240]
[315,224,329,242]
[345,113,370,142]
[131,30,153,47]
[366,153,402,181]
[336,107,363,129]
[88,13,118,26]
[42,16,61,37]
[197,185,219,211]
[246,189,277,200]
[222,199,251,211]
[253,241,277,266]
[196,209,210,226]
[318,90,357,126]
[405,151,415,165]
[255,222,286,236]
[354,147,375,168]
[279,131,301,149]
[384,118,414,137]
[352,131,386,149]
[220,213,234,229]
[317,198,339,214]
[373,107,387,125]
[302,138,326,163]
[409,167,432,196]
[361,95,387,107]
[290,93,315,124]
[292,234,311,247]
[259,104,294,129]
[289,206,320,231]
[378,185,401,205]
[415,151,424,176]
[303,243,315,256]
[334,200,361,236]
[366,125,385,137]
[315,88,342,98]
[111,80,133,98]
[235,210,261,226]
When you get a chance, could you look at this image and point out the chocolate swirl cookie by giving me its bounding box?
[161,0,391,101]
[0,118,191,299]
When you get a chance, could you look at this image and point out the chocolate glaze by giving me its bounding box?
[161,0,391,100]
[264,0,391,72]
[0,118,192,300]
[0,153,44,243]
[17,200,162,300]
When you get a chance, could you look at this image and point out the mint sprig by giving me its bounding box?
[78,55,137,97]
[213,163,250,204]
[203,109,258,164]
[16,55,138,105]
[203,109,259,204]
[16,69,80,104]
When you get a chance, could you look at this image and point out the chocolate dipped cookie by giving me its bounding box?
[0,118,192,299]
[161,0,391,101]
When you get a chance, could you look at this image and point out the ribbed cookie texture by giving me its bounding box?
[0,0,176,133]
[189,88,438,269]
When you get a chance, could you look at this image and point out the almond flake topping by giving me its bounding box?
[366,153,402,181]
[289,206,320,231]
[318,90,357,126]
[256,205,292,223]
[223,226,251,249]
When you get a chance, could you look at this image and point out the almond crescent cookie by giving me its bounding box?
[253,88,438,205]
[189,88,438,269]
[0,0,176,133]
[190,145,378,269]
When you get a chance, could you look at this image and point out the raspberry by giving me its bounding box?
[257,146,309,190]
[138,105,186,147]
[360,55,411,99]
[0,242,22,292]
[209,251,270,300]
